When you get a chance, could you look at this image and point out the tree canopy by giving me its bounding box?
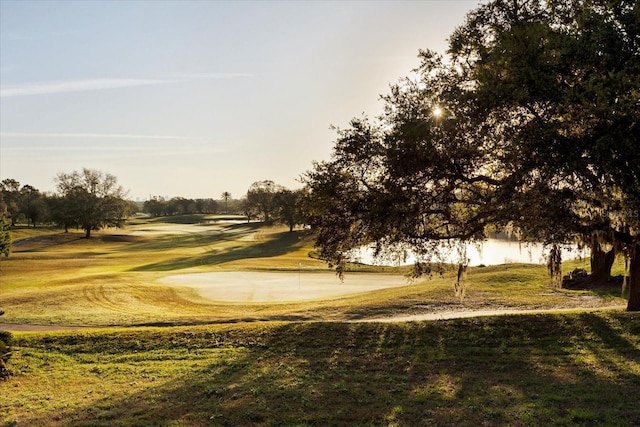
[221,192,232,214]
[246,180,283,224]
[0,194,11,258]
[242,181,304,230]
[303,0,640,309]
[54,168,129,238]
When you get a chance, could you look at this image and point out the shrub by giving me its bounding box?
[0,310,11,379]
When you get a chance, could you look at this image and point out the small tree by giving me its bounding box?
[239,197,255,223]
[0,217,10,258]
[0,194,11,258]
[275,189,302,232]
[0,179,21,226]
[143,196,167,217]
[221,192,231,214]
[246,180,283,223]
[48,194,77,232]
[20,185,49,228]
[0,309,11,379]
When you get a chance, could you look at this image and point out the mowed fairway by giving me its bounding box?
[2,215,639,426]
[0,215,628,326]
[0,216,420,326]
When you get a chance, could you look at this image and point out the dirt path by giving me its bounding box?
[1,305,627,332]
[355,305,626,323]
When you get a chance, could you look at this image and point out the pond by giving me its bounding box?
[349,238,585,267]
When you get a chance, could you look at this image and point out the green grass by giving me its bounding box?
[0,217,627,326]
[2,312,640,426]
[1,216,638,425]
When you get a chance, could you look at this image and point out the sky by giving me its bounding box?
[1,0,482,201]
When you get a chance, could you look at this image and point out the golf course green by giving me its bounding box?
[1,215,638,426]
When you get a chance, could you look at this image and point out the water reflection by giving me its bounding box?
[350,239,584,267]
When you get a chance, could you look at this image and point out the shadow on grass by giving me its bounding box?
[146,214,211,224]
[143,214,249,224]
[17,312,640,426]
[130,228,303,272]
[12,232,85,251]
[122,225,252,253]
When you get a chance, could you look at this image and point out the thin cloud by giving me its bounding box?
[3,145,159,151]
[2,144,227,159]
[0,78,170,98]
[1,131,198,140]
[172,72,254,80]
[0,73,253,98]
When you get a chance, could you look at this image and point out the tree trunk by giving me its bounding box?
[85,228,91,238]
[547,244,562,287]
[627,244,640,312]
[590,243,615,281]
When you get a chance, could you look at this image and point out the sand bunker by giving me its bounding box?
[159,271,410,302]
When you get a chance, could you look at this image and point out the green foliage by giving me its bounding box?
[1,181,51,228]
[54,168,128,238]
[143,196,219,217]
[245,180,282,223]
[451,0,640,306]
[221,191,232,214]
[0,210,10,258]
[0,310,11,378]
[0,178,21,226]
[274,188,303,232]
[245,181,304,230]
[303,0,640,308]
[19,184,48,228]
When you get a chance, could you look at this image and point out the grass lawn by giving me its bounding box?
[2,312,640,426]
[0,216,627,326]
[1,216,637,426]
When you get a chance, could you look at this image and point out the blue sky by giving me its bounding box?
[1,0,481,200]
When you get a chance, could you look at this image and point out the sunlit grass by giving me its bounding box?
[2,313,640,426]
[1,216,637,425]
[1,216,627,326]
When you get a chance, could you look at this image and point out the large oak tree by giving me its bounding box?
[304,0,640,310]
[55,168,128,238]
[448,0,640,308]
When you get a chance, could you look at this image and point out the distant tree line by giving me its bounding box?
[142,191,249,217]
[143,196,221,217]
[142,181,307,232]
[1,172,308,238]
